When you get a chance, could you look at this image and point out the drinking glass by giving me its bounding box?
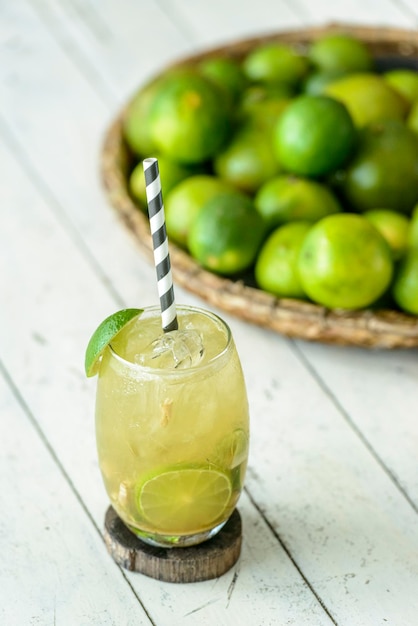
[95,305,249,548]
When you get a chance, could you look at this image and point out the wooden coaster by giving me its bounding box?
[103,506,242,583]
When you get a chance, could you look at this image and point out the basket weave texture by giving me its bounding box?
[101,23,418,349]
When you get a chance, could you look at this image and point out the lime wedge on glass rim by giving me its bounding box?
[84,308,143,377]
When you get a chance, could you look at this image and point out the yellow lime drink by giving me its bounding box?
[94,305,249,547]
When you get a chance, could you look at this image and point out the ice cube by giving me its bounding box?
[135,329,204,369]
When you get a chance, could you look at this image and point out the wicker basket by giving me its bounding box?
[101,23,418,349]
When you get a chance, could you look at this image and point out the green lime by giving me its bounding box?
[188,191,266,275]
[199,56,247,106]
[165,174,233,248]
[242,43,309,88]
[409,204,418,248]
[298,213,393,309]
[239,83,294,112]
[254,174,341,230]
[136,466,232,533]
[239,95,290,133]
[302,70,347,95]
[383,69,418,107]
[255,221,311,298]
[148,70,231,164]
[123,78,162,156]
[274,95,356,177]
[326,73,409,127]
[342,119,418,214]
[407,100,418,135]
[214,127,281,194]
[129,157,194,209]
[309,33,374,74]
[363,209,410,260]
[84,309,143,377]
[392,248,418,315]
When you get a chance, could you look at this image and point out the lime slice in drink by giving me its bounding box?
[214,428,249,469]
[84,308,143,377]
[136,467,232,533]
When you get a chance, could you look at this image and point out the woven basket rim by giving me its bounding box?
[101,23,418,349]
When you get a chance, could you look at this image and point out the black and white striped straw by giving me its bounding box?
[143,157,178,332]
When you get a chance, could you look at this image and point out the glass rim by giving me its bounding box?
[108,304,233,377]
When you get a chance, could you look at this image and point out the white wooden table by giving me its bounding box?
[1,1,418,624]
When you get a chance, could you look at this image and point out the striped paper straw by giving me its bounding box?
[143,157,178,332]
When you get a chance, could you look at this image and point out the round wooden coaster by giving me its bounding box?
[103,506,242,583]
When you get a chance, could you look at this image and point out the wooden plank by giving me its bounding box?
[30,0,194,103]
[293,0,412,26]
[294,340,418,505]
[0,369,152,625]
[234,323,418,625]
[0,125,124,523]
[159,0,302,45]
[0,0,159,307]
[391,0,418,22]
